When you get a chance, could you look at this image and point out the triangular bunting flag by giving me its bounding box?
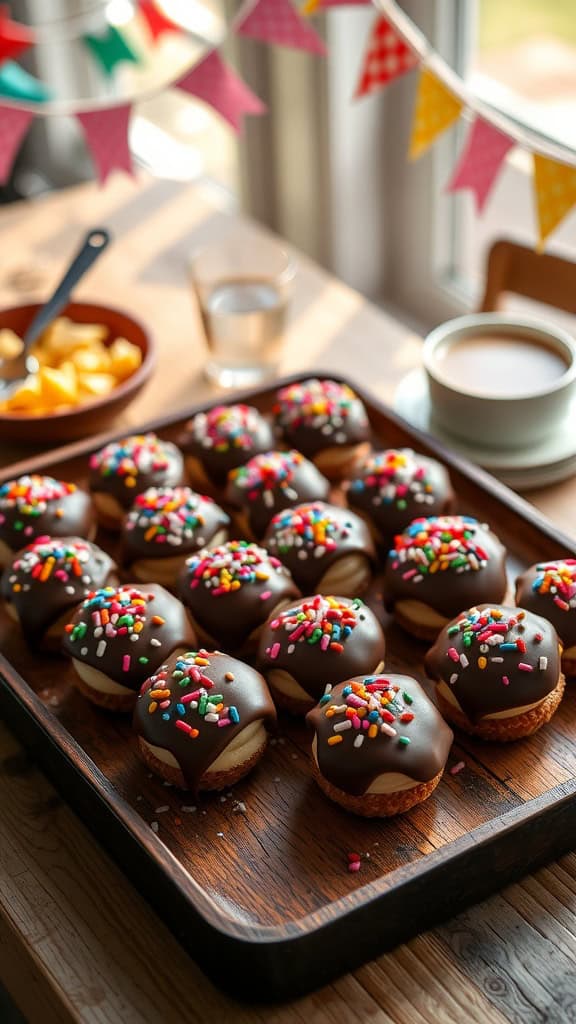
[0,106,33,183]
[76,105,134,185]
[409,68,462,160]
[533,154,576,248]
[0,5,35,64]
[235,0,326,56]
[447,117,514,212]
[83,25,141,77]
[302,0,368,13]
[0,60,50,102]
[138,0,182,42]
[355,15,418,100]
[175,50,266,133]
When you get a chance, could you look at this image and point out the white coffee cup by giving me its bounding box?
[423,313,576,450]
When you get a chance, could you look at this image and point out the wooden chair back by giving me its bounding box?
[479,239,576,314]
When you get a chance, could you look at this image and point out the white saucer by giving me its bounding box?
[393,369,576,489]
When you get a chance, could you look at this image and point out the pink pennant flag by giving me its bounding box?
[235,0,326,55]
[447,117,514,213]
[355,15,418,99]
[175,50,266,133]
[76,104,134,185]
[0,105,33,183]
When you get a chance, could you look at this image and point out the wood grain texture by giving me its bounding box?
[1,176,576,1020]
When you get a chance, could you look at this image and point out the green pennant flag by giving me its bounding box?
[0,60,51,102]
[83,25,141,77]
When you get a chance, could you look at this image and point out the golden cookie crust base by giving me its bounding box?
[393,604,448,643]
[138,734,268,791]
[91,491,126,531]
[268,684,314,716]
[184,455,222,501]
[71,670,136,712]
[436,673,565,742]
[311,758,444,817]
[562,655,576,678]
[313,441,371,482]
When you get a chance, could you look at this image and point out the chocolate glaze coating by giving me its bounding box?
[133,650,276,792]
[515,560,576,652]
[62,583,196,691]
[179,404,275,488]
[273,378,370,457]
[425,603,561,722]
[177,540,300,650]
[257,594,386,702]
[1,536,115,646]
[90,434,184,511]
[346,449,454,547]
[225,450,330,539]
[307,674,453,797]
[384,515,508,619]
[122,487,229,564]
[262,501,376,592]
[0,476,95,554]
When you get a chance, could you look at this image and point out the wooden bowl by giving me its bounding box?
[0,301,154,444]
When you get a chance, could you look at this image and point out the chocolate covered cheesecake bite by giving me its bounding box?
[177,539,300,654]
[134,649,276,791]
[63,584,195,711]
[89,434,184,530]
[257,594,386,714]
[0,475,95,567]
[346,449,454,549]
[225,450,330,540]
[262,501,376,596]
[122,486,229,587]
[273,378,371,480]
[385,515,508,641]
[180,404,274,496]
[425,604,564,741]
[307,673,453,817]
[516,560,576,676]
[1,536,115,651]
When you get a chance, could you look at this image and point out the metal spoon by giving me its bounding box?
[0,227,111,396]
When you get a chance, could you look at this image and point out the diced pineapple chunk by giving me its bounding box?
[2,375,42,411]
[0,328,24,360]
[77,372,117,398]
[41,317,108,357]
[108,337,142,381]
[69,343,112,374]
[38,365,78,407]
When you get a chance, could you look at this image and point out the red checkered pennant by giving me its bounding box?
[0,105,33,183]
[355,15,418,100]
[76,104,134,185]
[235,0,326,56]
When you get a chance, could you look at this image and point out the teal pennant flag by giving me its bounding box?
[83,25,141,77]
[0,60,51,102]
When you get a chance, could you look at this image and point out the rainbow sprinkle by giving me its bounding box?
[90,434,172,489]
[64,585,163,657]
[125,487,222,548]
[445,606,547,688]
[7,536,96,594]
[348,449,437,511]
[532,560,576,612]
[273,378,367,442]
[142,651,239,732]
[184,540,286,596]
[390,516,490,582]
[228,450,303,506]
[0,475,76,534]
[265,595,365,657]
[189,404,264,453]
[266,502,352,559]
[320,677,414,748]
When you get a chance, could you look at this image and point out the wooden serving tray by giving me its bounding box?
[1,372,576,1002]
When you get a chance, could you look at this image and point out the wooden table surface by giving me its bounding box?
[1,177,575,1024]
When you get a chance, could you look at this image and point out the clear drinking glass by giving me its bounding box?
[190,234,296,388]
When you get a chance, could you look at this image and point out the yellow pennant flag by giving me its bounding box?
[533,153,576,249]
[409,68,463,160]
[300,0,321,13]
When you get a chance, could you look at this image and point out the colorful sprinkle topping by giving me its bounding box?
[184,540,286,596]
[90,434,172,488]
[390,516,489,582]
[228,450,304,506]
[445,606,547,688]
[274,378,367,442]
[320,677,414,748]
[190,404,263,453]
[125,487,221,548]
[266,502,353,560]
[64,586,162,664]
[0,475,76,530]
[349,449,437,511]
[532,560,576,612]
[142,651,239,732]
[7,536,97,593]
[265,595,365,657]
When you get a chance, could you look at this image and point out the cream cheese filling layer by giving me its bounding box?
[437,680,545,720]
[395,599,448,629]
[131,528,229,586]
[311,736,419,793]
[141,720,266,775]
[316,553,372,597]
